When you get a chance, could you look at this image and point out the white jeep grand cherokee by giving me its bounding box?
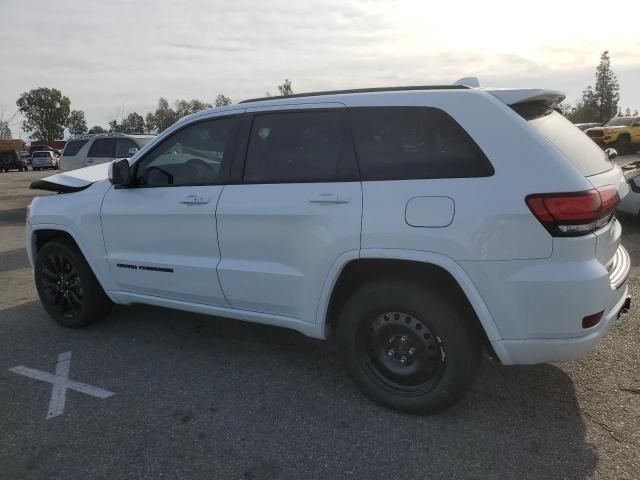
[26,82,632,414]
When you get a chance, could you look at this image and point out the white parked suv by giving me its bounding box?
[59,133,155,171]
[31,150,60,170]
[26,82,632,413]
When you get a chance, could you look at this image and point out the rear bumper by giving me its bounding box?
[492,285,630,364]
[462,242,631,365]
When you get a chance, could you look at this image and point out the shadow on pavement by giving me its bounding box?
[0,207,28,227]
[0,301,597,479]
[0,248,29,273]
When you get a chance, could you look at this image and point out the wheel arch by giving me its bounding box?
[319,249,504,358]
[30,224,114,301]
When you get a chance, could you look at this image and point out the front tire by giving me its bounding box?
[337,279,481,414]
[34,239,113,327]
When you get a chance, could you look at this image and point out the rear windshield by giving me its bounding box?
[62,140,88,156]
[517,106,612,177]
[32,152,51,158]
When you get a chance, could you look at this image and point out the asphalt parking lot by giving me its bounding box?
[1,162,639,480]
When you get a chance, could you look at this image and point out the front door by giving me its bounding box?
[100,114,241,305]
[216,106,362,323]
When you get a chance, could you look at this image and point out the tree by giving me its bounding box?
[16,87,71,140]
[564,86,600,123]
[67,110,87,135]
[145,98,177,133]
[121,112,145,134]
[144,112,156,134]
[88,125,106,134]
[175,98,212,119]
[215,94,232,107]
[0,121,11,139]
[594,51,620,122]
[277,79,294,96]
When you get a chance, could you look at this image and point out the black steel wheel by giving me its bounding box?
[35,239,113,327]
[358,311,445,396]
[337,279,481,414]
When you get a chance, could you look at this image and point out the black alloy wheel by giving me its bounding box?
[39,252,84,318]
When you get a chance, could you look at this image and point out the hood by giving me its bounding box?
[30,162,111,193]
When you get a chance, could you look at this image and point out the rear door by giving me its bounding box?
[215,104,362,323]
[85,138,116,167]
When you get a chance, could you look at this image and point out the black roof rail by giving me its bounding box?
[239,85,468,104]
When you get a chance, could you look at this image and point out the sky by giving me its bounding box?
[1,0,639,138]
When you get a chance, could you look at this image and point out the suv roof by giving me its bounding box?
[70,133,155,140]
[239,85,469,104]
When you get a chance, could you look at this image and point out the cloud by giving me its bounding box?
[1,0,639,132]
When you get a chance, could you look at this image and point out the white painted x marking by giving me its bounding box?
[9,351,116,419]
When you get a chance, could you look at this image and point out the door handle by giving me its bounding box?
[180,195,210,205]
[309,192,351,204]
[86,159,94,164]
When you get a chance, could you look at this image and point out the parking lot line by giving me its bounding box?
[9,351,117,419]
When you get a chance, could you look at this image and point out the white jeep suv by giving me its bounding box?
[59,133,155,171]
[26,83,632,413]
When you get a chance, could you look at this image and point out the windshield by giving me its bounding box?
[528,111,612,176]
[605,117,633,127]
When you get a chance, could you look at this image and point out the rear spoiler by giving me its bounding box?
[487,88,566,108]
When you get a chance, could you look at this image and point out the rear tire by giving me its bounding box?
[34,239,113,328]
[337,279,481,414]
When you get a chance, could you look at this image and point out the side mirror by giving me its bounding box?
[109,158,132,186]
[127,147,139,156]
[605,148,618,161]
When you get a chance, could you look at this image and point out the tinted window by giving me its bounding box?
[244,110,356,183]
[350,107,493,180]
[115,138,138,157]
[62,140,88,156]
[528,111,612,176]
[32,152,51,158]
[88,138,115,157]
[135,117,237,187]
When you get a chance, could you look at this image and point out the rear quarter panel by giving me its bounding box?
[346,90,593,261]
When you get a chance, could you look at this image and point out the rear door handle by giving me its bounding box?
[309,192,351,204]
[180,195,210,205]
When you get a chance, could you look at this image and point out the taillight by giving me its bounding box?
[526,185,620,236]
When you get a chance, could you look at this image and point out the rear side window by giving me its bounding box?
[350,107,493,181]
[115,138,138,157]
[525,110,612,177]
[62,140,88,156]
[88,138,115,157]
[244,110,357,183]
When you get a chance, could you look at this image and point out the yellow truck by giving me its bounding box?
[585,117,640,155]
